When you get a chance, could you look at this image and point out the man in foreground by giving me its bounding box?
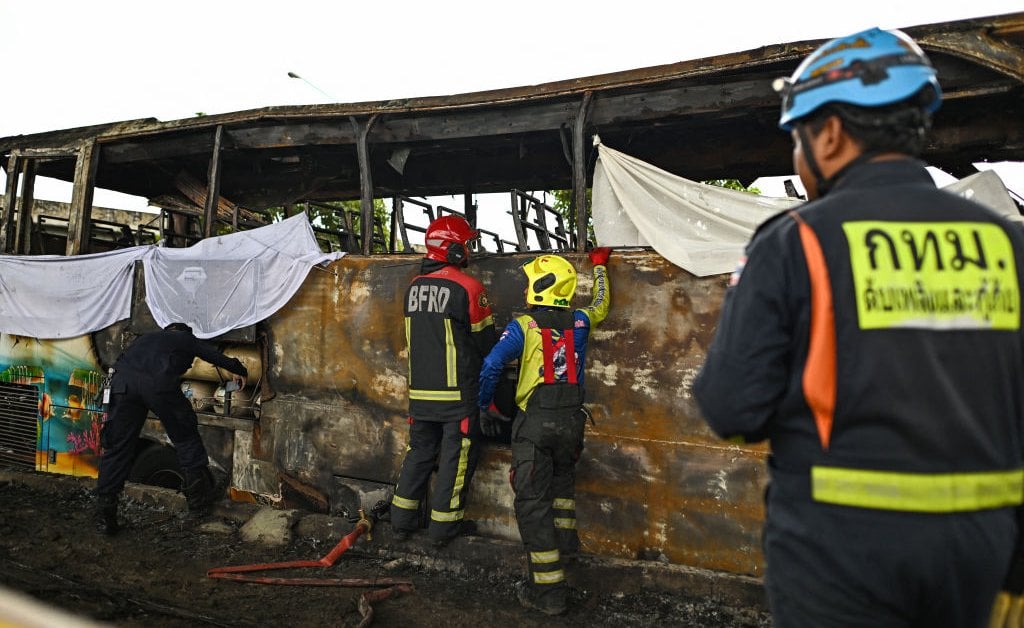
[693,27,1024,627]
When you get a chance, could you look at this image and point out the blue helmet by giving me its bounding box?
[775,27,941,131]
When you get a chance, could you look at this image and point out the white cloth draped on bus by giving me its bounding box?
[591,142,1022,277]
[0,213,342,339]
[0,246,149,339]
[144,213,343,338]
[591,142,799,277]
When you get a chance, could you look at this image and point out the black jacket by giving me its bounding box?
[112,329,248,393]
[405,259,496,421]
[694,159,1024,483]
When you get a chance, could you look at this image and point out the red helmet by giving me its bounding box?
[424,215,477,266]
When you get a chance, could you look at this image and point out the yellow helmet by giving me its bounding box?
[522,255,577,308]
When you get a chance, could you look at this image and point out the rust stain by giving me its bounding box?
[251,251,770,576]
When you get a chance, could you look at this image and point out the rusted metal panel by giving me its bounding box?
[0,11,1020,582]
[254,251,768,575]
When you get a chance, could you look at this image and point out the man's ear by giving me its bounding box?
[815,115,845,160]
[815,115,861,177]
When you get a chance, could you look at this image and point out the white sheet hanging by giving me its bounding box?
[591,142,800,277]
[591,143,1023,277]
[0,246,150,339]
[0,213,343,339]
[144,213,343,338]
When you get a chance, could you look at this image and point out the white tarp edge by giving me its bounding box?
[0,247,150,339]
[592,142,1024,277]
[0,213,343,340]
[144,212,343,338]
[592,142,800,277]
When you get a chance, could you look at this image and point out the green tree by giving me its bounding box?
[548,189,593,246]
[703,179,761,194]
[267,199,390,252]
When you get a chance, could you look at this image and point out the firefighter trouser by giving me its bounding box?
[96,375,208,497]
[510,406,586,601]
[764,471,1017,628]
[390,414,479,543]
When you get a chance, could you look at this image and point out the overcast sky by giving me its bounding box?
[2,1,1022,207]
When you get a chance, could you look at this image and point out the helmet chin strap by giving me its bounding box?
[796,124,878,198]
[797,124,829,197]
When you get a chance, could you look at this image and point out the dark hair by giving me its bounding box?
[164,322,192,333]
[802,86,935,156]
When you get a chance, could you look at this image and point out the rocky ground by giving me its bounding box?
[0,470,771,627]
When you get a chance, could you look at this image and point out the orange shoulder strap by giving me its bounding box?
[789,211,837,451]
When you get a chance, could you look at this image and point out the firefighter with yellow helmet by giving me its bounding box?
[478,247,611,616]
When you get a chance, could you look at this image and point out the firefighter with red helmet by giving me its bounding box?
[693,27,1024,627]
[478,248,611,616]
[389,215,497,547]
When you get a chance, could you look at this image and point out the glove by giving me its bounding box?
[479,402,511,437]
[990,591,1024,628]
[589,246,611,267]
[991,528,1024,628]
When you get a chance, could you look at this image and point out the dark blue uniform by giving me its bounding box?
[694,159,1024,627]
[390,259,496,545]
[96,327,248,499]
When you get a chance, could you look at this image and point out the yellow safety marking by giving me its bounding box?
[530,549,561,564]
[533,569,566,584]
[449,437,471,509]
[391,495,419,510]
[812,466,1024,512]
[409,389,461,401]
[843,221,1020,330]
[430,508,465,522]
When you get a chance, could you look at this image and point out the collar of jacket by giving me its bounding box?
[828,157,933,195]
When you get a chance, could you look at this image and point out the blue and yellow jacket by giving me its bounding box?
[479,264,609,413]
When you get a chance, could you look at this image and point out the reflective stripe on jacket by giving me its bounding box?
[479,264,610,412]
[405,262,496,420]
[693,159,1024,512]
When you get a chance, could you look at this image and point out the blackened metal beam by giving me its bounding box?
[203,125,225,238]
[350,114,379,255]
[67,140,99,256]
[573,92,592,252]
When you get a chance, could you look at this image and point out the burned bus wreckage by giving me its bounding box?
[1,11,1023,592]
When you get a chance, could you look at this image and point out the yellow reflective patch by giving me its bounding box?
[392,495,419,510]
[449,437,471,509]
[553,517,576,530]
[843,221,1020,330]
[529,549,560,564]
[444,319,457,387]
[430,508,465,522]
[471,314,494,332]
[552,498,575,511]
[405,317,411,383]
[533,570,566,584]
[409,389,461,401]
[812,466,1024,512]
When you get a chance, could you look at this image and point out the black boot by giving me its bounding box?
[95,493,121,536]
[516,581,567,616]
[183,466,218,515]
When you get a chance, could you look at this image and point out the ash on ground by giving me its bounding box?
[0,475,771,627]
